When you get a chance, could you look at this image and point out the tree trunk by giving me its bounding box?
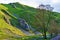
[42,9,47,39]
[43,27,47,39]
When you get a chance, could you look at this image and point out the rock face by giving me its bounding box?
[18,18,30,31]
[1,9,11,25]
[51,35,60,40]
[9,3,17,8]
[4,16,11,25]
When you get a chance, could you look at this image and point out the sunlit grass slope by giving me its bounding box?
[2,2,60,33]
[0,2,60,39]
[0,4,26,39]
[0,2,60,40]
[2,3,40,31]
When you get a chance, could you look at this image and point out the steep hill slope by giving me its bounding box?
[0,4,27,40]
[0,2,60,40]
[2,2,60,33]
[2,2,39,31]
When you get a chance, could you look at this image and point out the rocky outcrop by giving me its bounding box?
[18,18,30,31]
[9,3,17,8]
[4,15,11,25]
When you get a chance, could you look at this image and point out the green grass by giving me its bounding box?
[0,5,27,39]
[2,3,40,30]
[2,2,60,33]
[0,2,60,40]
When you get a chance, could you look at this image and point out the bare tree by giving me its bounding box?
[48,19,59,38]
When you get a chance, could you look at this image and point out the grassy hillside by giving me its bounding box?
[0,4,27,40]
[2,3,40,31]
[2,2,60,32]
[0,2,60,40]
